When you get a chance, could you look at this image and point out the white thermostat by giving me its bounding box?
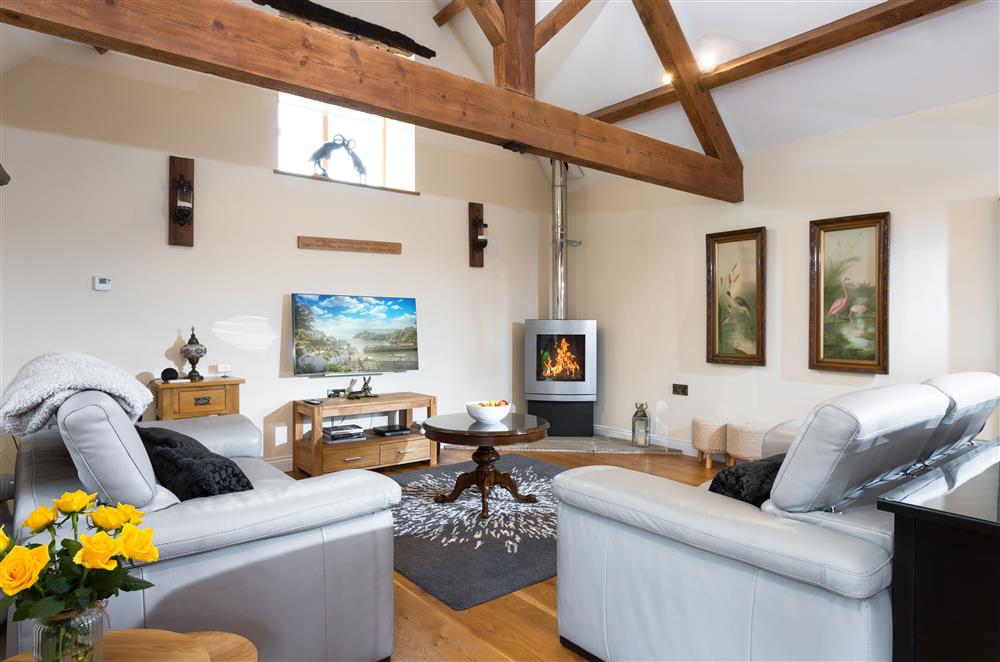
[92,276,112,292]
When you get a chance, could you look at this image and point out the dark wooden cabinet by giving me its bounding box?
[878,449,999,662]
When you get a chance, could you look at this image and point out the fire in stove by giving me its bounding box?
[542,338,581,379]
[537,334,586,382]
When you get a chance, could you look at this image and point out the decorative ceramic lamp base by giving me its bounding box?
[179,326,207,383]
[33,607,104,662]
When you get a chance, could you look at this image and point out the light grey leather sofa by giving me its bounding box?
[9,391,401,661]
[554,373,1000,661]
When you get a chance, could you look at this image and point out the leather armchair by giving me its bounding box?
[8,391,401,661]
[554,373,1000,661]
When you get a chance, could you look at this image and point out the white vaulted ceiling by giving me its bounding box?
[444,0,1000,155]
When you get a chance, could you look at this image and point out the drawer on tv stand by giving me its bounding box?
[324,444,379,470]
[379,438,431,465]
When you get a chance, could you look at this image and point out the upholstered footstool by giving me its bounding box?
[726,421,770,466]
[692,417,727,469]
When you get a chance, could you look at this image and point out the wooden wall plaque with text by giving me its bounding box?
[297,236,402,255]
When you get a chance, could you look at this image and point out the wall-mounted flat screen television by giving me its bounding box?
[292,293,418,375]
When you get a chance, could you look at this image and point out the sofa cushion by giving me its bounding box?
[14,429,178,544]
[136,426,253,500]
[770,384,949,513]
[762,420,801,457]
[763,501,896,552]
[709,454,785,507]
[921,372,1000,459]
[554,465,892,599]
[232,458,294,489]
[136,414,263,458]
[57,391,160,508]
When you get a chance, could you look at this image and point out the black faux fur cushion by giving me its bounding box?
[135,426,253,501]
[708,454,786,507]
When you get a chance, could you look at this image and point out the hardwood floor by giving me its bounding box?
[380,447,720,662]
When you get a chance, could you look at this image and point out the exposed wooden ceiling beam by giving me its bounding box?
[590,84,679,124]
[436,0,590,55]
[0,0,742,201]
[591,0,968,124]
[494,0,535,96]
[534,0,590,53]
[252,0,436,58]
[633,0,739,165]
[433,0,466,27]
[466,0,506,47]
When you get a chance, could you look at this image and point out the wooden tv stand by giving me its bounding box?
[293,391,437,476]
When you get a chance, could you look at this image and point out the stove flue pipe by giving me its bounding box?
[551,160,569,320]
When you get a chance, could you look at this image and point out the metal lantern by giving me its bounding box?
[172,173,193,225]
[180,326,207,382]
[632,402,650,448]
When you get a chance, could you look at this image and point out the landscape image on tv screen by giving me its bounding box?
[292,293,418,375]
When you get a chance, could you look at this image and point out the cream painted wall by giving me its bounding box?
[569,94,1000,447]
[3,49,997,465]
[0,53,550,467]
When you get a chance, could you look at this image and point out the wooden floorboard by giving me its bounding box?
[380,447,720,662]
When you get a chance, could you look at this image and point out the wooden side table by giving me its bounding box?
[424,412,549,519]
[293,391,437,476]
[5,629,257,662]
[150,377,244,420]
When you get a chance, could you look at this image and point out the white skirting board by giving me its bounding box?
[592,425,697,457]
[267,454,294,472]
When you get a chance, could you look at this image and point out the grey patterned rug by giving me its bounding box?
[390,454,563,610]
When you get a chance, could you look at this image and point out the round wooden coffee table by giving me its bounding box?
[5,629,257,662]
[422,412,549,519]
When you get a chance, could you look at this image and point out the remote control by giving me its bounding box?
[303,398,322,405]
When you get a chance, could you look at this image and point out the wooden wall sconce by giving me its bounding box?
[469,202,487,268]
[169,156,194,246]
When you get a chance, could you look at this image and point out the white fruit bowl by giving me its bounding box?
[466,401,511,423]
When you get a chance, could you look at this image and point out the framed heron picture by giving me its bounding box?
[706,227,766,366]
[809,212,889,374]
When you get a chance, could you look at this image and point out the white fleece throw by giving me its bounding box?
[0,353,152,436]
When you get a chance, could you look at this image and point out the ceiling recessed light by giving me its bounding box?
[696,51,718,73]
[661,72,673,85]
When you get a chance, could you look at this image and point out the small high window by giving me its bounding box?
[277,92,415,191]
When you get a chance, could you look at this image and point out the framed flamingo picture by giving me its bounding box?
[706,227,766,366]
[809,212,889,374]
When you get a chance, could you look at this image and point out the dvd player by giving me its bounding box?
[373,425,412,437]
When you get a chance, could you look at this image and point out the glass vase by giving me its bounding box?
[32,608,104,662]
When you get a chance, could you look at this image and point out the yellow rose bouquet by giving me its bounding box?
[0,490,158,661]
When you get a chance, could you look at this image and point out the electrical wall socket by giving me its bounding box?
[672,384,689,396]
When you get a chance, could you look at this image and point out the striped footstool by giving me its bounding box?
[692,417,727,470]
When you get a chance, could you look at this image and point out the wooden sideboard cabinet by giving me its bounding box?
[293,392,437,476]
[150,377,244,420]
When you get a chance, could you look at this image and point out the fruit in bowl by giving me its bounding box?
[466,399,511,423]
